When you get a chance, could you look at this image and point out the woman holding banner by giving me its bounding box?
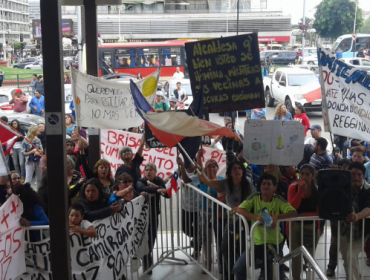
[77,178,121,222]
[136,163,170,273]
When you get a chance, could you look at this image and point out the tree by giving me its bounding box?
[360,17,370,33]
[313,0,363,39]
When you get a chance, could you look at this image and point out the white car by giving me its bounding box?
[25,60,42,70]
[339,57,370,75]
[0,88,32,114]
[263,68,321,116]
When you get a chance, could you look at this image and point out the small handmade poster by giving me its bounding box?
[243,120,305,165]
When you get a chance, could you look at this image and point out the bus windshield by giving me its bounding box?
[331,35,370,58]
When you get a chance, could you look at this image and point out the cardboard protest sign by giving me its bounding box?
[0,195,25,280]
[101,129,177,178]
[100,129,227,178]
[71,67,159,129]
[318,45,370,141]
[185,33,265,113]
[15,196,149,280]
[243,120,305,165]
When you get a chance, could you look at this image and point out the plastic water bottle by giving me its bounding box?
[261,208,272,228]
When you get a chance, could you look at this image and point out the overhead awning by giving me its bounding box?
[122,0,164,4]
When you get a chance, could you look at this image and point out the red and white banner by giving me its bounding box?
[101,129,227,178]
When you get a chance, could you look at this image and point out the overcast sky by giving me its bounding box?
[282,0,370,24]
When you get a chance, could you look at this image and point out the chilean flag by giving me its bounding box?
[2,136,17,156]
[130,80,237,147]
[165,171,181,197]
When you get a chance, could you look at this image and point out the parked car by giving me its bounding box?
[0,88,32,114]
[25,60,42,70]
[264,51,297,65]
[12,57,38,69]
[5,113,45,134]
[339,57,370,74]
[102,73,137,80]
[287,64,319,76]
[263,68,321,116]
[260,51,279,63]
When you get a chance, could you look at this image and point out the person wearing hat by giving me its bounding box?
[9,88,28,113]
[304,125,332,153]
[154,91,169,112]
[168,97,178,110]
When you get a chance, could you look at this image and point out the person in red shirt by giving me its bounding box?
[294,103,310,137]
[9,88,28,113]
[295,49,302,64]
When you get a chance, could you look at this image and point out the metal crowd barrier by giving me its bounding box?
[250,217,370,280]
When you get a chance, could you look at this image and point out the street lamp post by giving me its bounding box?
[350,0,358,57]
[0,5,6,63]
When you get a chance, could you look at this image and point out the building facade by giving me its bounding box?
[28,0,40,22]
[0,0,31,44]
[61,0,291,44]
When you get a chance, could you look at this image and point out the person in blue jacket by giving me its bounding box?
[69,100,75,120]
[335,48,343,59]
[14,181,49,241]
[245,108,266,120]
[29,90,45,116]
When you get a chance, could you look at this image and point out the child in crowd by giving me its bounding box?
[69,203,98,238]
[330,147,342,166]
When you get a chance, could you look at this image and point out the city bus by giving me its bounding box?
[331,34,370,58]
[98,40,188,79]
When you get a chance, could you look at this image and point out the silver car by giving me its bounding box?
[339,58,370,74]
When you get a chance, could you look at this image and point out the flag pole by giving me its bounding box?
[0,144,13,192]
[177,142,202,175]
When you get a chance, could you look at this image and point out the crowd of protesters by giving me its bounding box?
[1,103,370,280]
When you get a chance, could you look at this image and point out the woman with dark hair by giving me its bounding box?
[137,73,143,80]
[357,48,365,58]
[81,159,114,195]
[136,163,170,273]
[14,182,49,241]
[10,119,26,182]
[65,113,76,135]
[287,164,319,280]
[199,160,254,279]
[77,178,121,222]
[108,173,144,206]
[293,103,310,137]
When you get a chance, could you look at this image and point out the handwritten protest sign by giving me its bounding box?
[185,33,265,113]
[0,195,25,280]
[71,68,159,129]
[100,129,227,177]
[318,45,370,141]
[243,120,305,165]
[15,196,149,280]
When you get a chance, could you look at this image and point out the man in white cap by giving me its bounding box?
[169,97,178,111]
[304,124,332,153]
[154,91,169,112]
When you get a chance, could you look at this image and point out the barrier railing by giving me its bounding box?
[250,217,369,280]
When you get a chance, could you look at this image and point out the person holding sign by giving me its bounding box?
[69,203,98,238]
[115,134,145,186]
[77,178,121,222]
[136,163,170,273]
[273,104,293,121]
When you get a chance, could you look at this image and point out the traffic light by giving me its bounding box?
[20,33,23,42]
[5,39,8,45]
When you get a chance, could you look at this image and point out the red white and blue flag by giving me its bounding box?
[2,136,17,156]
[165,171,181,197]
[130,80,237,148]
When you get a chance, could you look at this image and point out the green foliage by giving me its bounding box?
[13,41,27,50]
[360,17,370,33]
[313,0,364,39]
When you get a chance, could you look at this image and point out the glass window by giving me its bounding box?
[280,73,286,85]
[160,47,183,67]
[277,52,287,58]
[355,37,370,51]
[338,38,352,52]
[362,59,370,66]
[102,51,112,68]
[260,0,267,9]
[275,71,282,82]
[138,48,159,67]
[288,74,317,86]
[115,49,131,68]
[350,59,360,65]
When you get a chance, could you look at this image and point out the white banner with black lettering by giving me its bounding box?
[71,67,160,129]
[15,196,149,280]
[318,44,370,141]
